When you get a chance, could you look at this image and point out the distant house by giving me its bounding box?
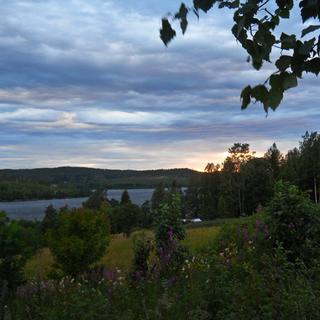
[182,218,202,223]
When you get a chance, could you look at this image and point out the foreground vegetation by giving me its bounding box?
[25,226,220,279]
[1,180,320,319]
[1,132,320,319]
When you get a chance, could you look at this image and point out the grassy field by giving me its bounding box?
[24,226,219,279]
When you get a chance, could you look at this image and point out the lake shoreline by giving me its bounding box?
[0,187,159,203]
[0,188,156,221]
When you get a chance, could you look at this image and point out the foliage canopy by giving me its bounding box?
[160,0,320,112]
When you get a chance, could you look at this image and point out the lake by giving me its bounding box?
[0,188,155,220]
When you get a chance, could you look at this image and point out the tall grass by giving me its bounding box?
[25,226,219,279]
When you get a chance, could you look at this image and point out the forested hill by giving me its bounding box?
[0,167,200,201]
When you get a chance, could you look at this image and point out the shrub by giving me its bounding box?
[266,181,320,263]
[0,213,34,288]
[109,203,141,236]
[0,212,35,319]
[130,234,152,280]
[41,205,58,235]
[83,190,108,210]
[154,193,185,248]
[154,193,188,276]
[47,207,110,276]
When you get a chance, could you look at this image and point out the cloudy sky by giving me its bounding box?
[0,0,319,171]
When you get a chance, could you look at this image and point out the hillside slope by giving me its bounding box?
[0,167,201,201]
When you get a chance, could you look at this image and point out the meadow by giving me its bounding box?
[25,225,220,279]
[5,182,320,319]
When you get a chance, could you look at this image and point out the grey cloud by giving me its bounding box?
[0,1,318,169]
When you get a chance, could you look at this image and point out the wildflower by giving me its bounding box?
[288,222,295,230]
[103,269,119,282]
[264,224,270,239]
[255,219,262,229]
[242,225,250,242]
[168,228,174,241]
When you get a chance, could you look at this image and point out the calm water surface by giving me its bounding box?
[0,188,155,220]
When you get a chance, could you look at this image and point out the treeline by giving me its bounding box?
[0,181,89,201]
[0,167,199,201]
[183,131,320,219]
[0,185,179,265]
[40,185,178,237]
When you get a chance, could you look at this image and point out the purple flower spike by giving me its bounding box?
[243,225,250,242]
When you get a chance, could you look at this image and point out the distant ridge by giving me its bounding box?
[0,167,201,201]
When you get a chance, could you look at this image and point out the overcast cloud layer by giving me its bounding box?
[0,0,319,171]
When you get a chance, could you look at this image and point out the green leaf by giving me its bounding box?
[280,33,296,50]
[270,72,297,90]
[276,8,290,18]
[180,19,188,34]
[219,0,240,9]
[298,38,316,55]
[251,85,269,112]
[240,85,252,109]
[270,74,283,89]
[160,19,176,46]
[304,58,320,75]
[275,55,292,71]
[300,0,320,22]
[251,85,269,102]
[252,59,263,70]
[283,73,298,90]
[193,0,215,12]
[175,3,189,34]
[270,15,280,29]
[237,17,246,37]
[301,25,320,37]
[268,88,283,110]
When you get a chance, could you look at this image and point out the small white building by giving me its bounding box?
[181,218,203,223]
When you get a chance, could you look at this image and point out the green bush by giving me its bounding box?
[0,214,36,288]
[0,212,37,319]
[154,193,188,276]
[47,207,110,276]
[131,234,152,279]
[266,181,320,263]
[154,193,185,248]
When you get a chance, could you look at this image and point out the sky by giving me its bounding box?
[0,0,319,171]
